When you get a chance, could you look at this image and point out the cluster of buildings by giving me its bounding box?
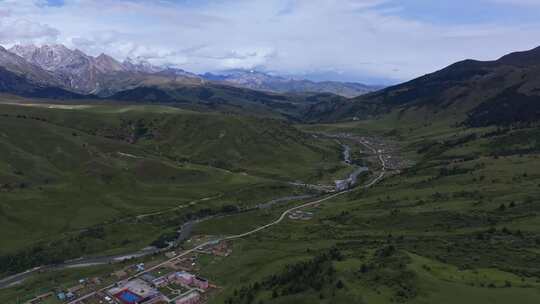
[166,271,209,290]
[108,279,161,304]
[195,241,232,257]
[25,255,212,304]
[22,223,245,304]
[105,269,210,304]
[26,277,103,304]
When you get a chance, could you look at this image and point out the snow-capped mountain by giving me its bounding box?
[9,44,130,93]
[11,44,77,72]
[122,57,163,74]
[2,44,380,98]
[0,46,59,86]
[95,53,128,73]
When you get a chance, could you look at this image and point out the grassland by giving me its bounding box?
[0,100,346,277]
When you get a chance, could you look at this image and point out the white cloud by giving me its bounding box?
[0,19,59,44]
[0,0,539,83]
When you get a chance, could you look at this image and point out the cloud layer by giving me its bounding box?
[0,0,539,83]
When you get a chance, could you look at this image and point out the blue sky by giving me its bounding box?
[1,0,540,84]
[45,0,64,6]
[377,0,540,25]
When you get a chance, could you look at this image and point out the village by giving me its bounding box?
[355,136,413,172]
[23,239,235,304]
[20,195,330,304]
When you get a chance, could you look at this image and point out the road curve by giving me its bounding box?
[225,137,386,240]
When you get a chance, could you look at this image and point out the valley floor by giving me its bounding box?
[195,124,540,304]
[1,102,540,304]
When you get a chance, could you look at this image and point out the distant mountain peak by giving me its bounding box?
[9,43,124,93]
[155,66,200,78]
[202,69,379,97]
[122,56,163,74]
[0,45,58,85]
[8,44,38,58]
[95,53,126,73]
[10,43,85,72]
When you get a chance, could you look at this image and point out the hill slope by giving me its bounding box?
[312,46,540,127]
[0,102,344,182]
[0,101,346,277]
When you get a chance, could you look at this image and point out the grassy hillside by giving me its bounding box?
[306,46,540,127]
[185,112,540,304]
[109,82,352,121]
[0,100,345,275]
[0,102,344,181]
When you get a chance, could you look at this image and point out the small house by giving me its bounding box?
[193,277,209,290]
[169,271,195,286]
[57,292,66,301]
[175,291,200,304]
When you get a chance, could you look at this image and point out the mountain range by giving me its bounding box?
[6,44,204,97]
[0,44,379,98]
[1,43,539,128]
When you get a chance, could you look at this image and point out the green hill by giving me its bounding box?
[0,101,343,181]
[109,82,348,121]
[0,100,345,275]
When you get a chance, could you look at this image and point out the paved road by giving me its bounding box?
[0,268,44,290]
[64,138,387,304]
[257,195,315,209]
